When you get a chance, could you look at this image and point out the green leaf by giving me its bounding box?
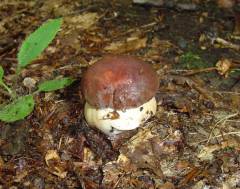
[0,65,4,82]
[0,95,35,122]
[38,77,75,92]
[17,18,62,69]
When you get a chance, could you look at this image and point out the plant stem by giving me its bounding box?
[32,90,40,95]
[0,82,15,98]
[16,66,22,76]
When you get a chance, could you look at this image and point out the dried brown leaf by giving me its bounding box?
[217,0,235,9]
[158,182,175,189]
[234,12,240,35]
[45,150,67,178]
[197,145,221,161]
[216,58,232,77]
[104,36,147,53]
[64,13,99,30]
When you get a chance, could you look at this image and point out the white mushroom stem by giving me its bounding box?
[84,97,157,135]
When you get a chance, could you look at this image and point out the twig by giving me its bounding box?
[165,75,218,107]
[191,131,240,145]
[170,64,240,77]
[211,37,240,51]
[207,112,239,144]
[113,173,126,189]
[215,91,240,95]
[170,67,216,76]
[225,120,240,123]
[112,22,157,39]
[191,82,217,106]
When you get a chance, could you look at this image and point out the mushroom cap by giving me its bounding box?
[81,55,159,110]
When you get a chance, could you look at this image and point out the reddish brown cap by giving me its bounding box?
[81,55,159,110]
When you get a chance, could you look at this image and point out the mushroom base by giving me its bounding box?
[84,97,157,135]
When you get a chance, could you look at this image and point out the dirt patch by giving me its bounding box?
[0,0,239,188]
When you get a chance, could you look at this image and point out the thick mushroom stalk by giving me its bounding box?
[84,97,157,135]
[81,55,159,135]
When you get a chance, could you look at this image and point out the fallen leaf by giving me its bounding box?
[0,156,4,170]
[234,12,240,35]
[217,0,235,9]
[158,182,175,189]
[104,36,147,53]
[64,12,99,30]
[197,145,221,161]
[216,58,232,77]
[45,150,67,178]
[14,170,28,182]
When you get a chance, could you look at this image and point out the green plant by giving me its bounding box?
[177,52,208,69]
[0,18,75,122]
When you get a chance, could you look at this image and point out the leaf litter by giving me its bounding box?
[0,0,240,188]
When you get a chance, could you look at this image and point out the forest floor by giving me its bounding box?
[0,0,239,188]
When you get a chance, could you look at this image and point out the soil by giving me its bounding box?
[0,0,239,188]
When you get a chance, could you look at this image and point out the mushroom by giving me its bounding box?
[81,55,159,135]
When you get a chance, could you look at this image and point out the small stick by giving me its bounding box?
[170,64,240,77]
[170,67,217,76]
[213,37,240,51]
[166,75,218,107]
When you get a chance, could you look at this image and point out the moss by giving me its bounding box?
[177,52,209,69]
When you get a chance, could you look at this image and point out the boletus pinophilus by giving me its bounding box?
[81,55,159,135]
